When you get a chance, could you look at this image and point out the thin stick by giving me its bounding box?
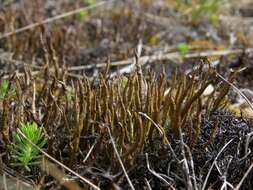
[201,139,234,190]
[2,48,253,77]
[82,140,97,164]
[235,161,253,190]
[106,125,135,190]
[17,129,101,190]
[215,71,253,112]
[145,153,176,190]
[244,132,253,158]
[41,159,82,190]
[184,142,198,190]
[138,112,164,138]
[67,48,253,71]
[178,128,193,190]
[138,112,179,162]
[0,0,115,40]
[144,178,152,190]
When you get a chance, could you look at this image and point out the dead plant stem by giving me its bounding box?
[106,125,135,190]
[201,139,234,190]
[17,129,101,190]
[0,0,115,40]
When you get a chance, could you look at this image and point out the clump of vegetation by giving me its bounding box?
[0,0,252,189]
[177,43,189,59]
[191,0,224,25]
[175,0,225,25]
[78,0,97,22]
[9,122,47,171]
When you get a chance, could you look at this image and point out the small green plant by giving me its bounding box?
[176,0,225,26]
[121,77,129,88]
[191,0,223,26]
[79,10,88,22]
[9,122,47,171]
[0,80,16,101]
[78,0,97,22]
[87,0,96,5]
[177,43,189,58]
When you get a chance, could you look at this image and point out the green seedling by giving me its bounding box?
[0,80,16,101]
[79,10,88,22]
[78,0,97,22]
[9,122,47,171]
[121,77,129,88]
[191,0,223,25]
[177,43,189,58]
[87,0,96,5]
[176,0,225,26]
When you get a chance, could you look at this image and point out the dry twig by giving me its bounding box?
[201,139,234,190]
[145,153,176,190]
[235,161,253,190]
[0,0,115,40]
[17,129,101,190]
[105,125,135,190]
[215,71,253,112]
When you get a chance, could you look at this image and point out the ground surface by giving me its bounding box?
[0,0,253,189]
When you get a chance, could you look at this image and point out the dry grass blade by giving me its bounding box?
[41,159,82,190]
[215,71,253,112]
[201,139,234,190]
[105,125,135,190]
[16,129,101,190]
[82,140,97,164]
[235,161,253,190]
[67,48,253,71]
[145,153,176,190]
[0,174,34,190]
[0,0,115,40]
[138,112,165,140]
[144,178,152,190]
[178,128,193,190]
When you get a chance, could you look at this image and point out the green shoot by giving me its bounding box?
[9,122,47,171]
[79,10,88,22]
[177,43,189,58]
[0,80,16,101]
[87,0,96,5]
[121,77,129,88]
[176,0,225,26]
[191,0,223,26]
[78,0,97,22]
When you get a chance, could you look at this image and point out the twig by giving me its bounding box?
[215,71,253,112]
[138,112,165,139]
[2,48,253,80]
[105,125,135,190]
[178,128,193,190]
[201,139,234,190]
[220,180,235,190]
[17,129,101,190]
[184,142,198,190]
[138,112,179,162]
[41,159,82,190]
[235,161,253,190]
[145,153,176,190]
[144,178,152,190]
[67,48,253,72]
[32,82,36,116]
[0,0,115,40]
[244,132,253,158]
[110,40,145,77]
[82,140,97,164]
[219,156,234,190]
